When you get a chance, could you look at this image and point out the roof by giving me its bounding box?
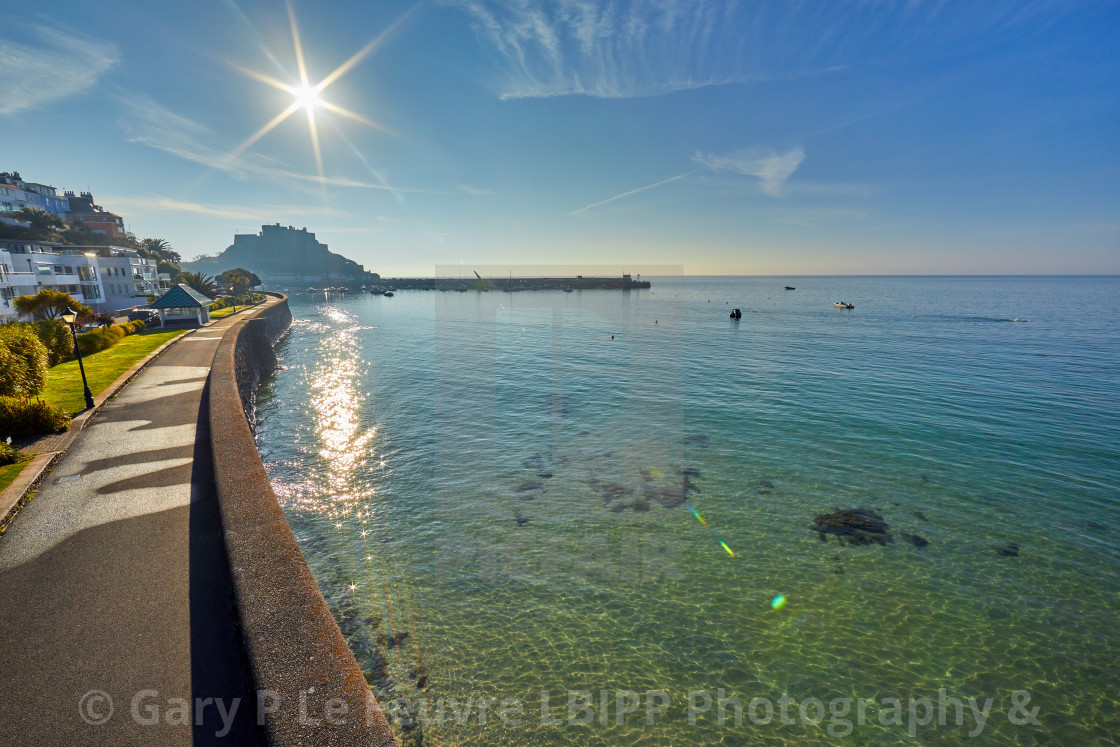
[149,283,214,308]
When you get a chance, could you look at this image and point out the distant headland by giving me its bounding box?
[182,223,378,287]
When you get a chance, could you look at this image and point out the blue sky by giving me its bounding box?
[2,0,1117,275]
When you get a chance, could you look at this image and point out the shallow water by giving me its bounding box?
[257,276,1119,745]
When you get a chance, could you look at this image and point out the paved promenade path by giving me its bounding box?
[0,305,277,745]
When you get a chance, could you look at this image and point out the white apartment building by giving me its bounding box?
[0,241,162,321]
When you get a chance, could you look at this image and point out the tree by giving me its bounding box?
[12,289,93,321]
[218,268,260,299]
[157,260,180,280]
[139,238,181,264]
[13,207,65,239]
[219,268,261,288]
[178,271,217,298]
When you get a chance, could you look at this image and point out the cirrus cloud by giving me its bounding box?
[0,25,120,116]
[691,147,805,197]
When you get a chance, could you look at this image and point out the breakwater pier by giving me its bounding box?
[382,274,650,292]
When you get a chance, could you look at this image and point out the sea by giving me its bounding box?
[255,276,1119,746]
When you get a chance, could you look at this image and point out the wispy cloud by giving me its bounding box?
[449,0,1072,100]
[570,145,809,215]
[101,195,346,221]
[692,148,805,197]
[458,183,497,196]
[570,171,695,215]
[0,25,120,116]
[449,0,787,98]
[117,94,438,194]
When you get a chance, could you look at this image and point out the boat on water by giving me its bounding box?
[563,288,574,293]
[835,301,854,309]
[785,286,795,290]
[383,291,394,297]
[730,308,742,319]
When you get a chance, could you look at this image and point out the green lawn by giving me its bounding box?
[0,457,34,494]
[41,329,187,417]
[209,305,245,319]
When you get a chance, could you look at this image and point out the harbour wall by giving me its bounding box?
[208,294,398,746]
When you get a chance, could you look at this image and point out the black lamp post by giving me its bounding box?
[61,307,95,410]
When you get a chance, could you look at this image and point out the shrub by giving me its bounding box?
[0,325,49,397]
[0,441,23,466]
[210,298,228,311]
[76,325,126,356]
[0,397,70,437]
[32,319,75,366]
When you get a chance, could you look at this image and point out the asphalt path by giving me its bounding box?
[0,312,264,745]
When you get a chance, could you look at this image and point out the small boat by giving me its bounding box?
[785,286,795,290]
[383,291,394,297]
[834,301,854,309]
[562,288,574,293]
[730,308,742,319]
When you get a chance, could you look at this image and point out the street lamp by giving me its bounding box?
[61,307,95,410]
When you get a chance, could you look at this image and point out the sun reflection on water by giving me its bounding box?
[303,305,379,517]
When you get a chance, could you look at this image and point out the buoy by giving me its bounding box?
[771,595,787,610]
[611,335,614,339]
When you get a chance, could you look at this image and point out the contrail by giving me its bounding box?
[569,170,698,215]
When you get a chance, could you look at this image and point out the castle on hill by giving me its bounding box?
[183,224,377,287]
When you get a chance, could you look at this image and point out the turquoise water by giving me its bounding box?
[256,277,1119,745]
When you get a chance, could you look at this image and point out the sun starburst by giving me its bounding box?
[226,0,411,187]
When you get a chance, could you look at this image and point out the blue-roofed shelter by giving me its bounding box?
[148,283,215,327]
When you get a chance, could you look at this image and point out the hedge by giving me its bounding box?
[75,320,146,357]
[0,325,48,398]
[0,397,70,437]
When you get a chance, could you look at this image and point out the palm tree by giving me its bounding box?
[177,271,217,298]
[13,207,65,239]
[140,237,181,264]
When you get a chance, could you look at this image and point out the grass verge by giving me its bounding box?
[41,329,186,417]
[0,457,34,494]
[210,305,244,319]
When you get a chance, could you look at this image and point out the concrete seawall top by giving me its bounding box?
[208,296,398,746]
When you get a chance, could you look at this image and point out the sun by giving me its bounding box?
[294,83,322,112]
[225,0,414,186]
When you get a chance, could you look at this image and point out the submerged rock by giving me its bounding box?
[514,511,530,527]
[684,434,710,447]
[600,483,633,500]
[812,508,894,546]
[902,532,929,548]
[995,541,1020,557]
[913,510,929,522]
[516,479,544,492]
[644,485,686,508]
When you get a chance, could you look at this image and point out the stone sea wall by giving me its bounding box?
[209,295,398,746]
